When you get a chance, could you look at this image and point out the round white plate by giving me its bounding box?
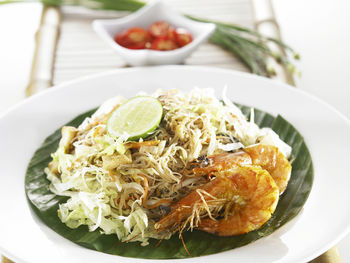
[0,66,350,263]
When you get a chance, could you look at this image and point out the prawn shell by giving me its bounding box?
[244,144,292,194]
[198,166,279,236]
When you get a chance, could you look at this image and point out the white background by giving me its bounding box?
[0,1,350,261]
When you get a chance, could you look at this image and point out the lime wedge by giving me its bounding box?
[107,96,163,140]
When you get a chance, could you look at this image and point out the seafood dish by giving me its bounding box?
[45,88,292,246]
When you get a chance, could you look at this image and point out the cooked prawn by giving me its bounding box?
[186,144,291,194]
[154,166,279,236]
[244,144,291,194]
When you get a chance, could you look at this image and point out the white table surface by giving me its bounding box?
[1,2,350,262]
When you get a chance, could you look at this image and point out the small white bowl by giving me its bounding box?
[92,0,216,66]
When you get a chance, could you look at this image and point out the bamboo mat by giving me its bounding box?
[3,0,341,262]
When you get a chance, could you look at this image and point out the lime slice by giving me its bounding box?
[107,96,163,140]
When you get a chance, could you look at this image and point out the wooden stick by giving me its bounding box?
[310,247,342,263]
[251,0,295,85]
[26,5,61,96]
[1,256,14,263]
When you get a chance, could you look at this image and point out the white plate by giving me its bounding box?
[0,66,350,263]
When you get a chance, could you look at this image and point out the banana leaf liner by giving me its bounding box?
[25,104,313,259]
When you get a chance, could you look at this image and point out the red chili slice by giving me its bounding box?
[151,37,178,51]
[115,27,151,49]
[149,21,170,38]
[167,27,177,41]
[175,28,193,47]
[114,32,128,46]
[114,23,193,51]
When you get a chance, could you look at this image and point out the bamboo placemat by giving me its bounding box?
[2,0,341,262]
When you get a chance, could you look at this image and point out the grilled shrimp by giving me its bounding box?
[187,144,291,194]
[244,144,291,194]
[154,166,279,236]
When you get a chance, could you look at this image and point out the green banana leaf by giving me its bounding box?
[25,104,313,259]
